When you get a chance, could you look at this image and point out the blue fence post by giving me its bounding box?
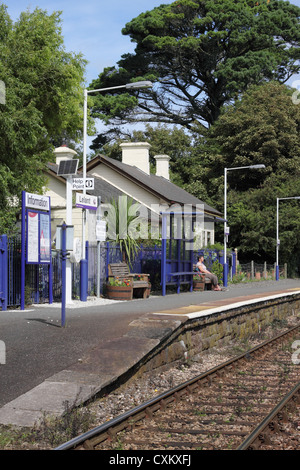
[21,191,26,310]
[48,203,53,304]
[86,241,89,295]
[49,261,53,304]
[232,251,236,277]
[189,234,193,292]
[161,214,167,296]
[176,238,181,294]
[140,243,143,273]
[34,266,39,304]
[80,258,88,302]
[0,235,8,311]
[106,241,109,279]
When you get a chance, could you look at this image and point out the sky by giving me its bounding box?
[6,0,300,87]
[5,0,300,146]
[6,0,174,86]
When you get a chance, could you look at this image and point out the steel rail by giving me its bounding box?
[55,324,300,451]
[237,381,300,450]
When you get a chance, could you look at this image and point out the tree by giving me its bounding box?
[223,174,300,275]
[193,81,300,271]
[89,0,300,149]
[204,81,300,193]
[0,6,86,233]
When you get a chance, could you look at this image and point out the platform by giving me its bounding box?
[0,279,299,428]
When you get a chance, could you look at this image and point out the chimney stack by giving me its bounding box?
[120,142,151,175]
[154,155,170,180]
[54,144,77,165]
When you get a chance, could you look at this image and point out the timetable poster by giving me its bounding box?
[26,211,51,264]
[27,211,39,263]
[40,213,51,263]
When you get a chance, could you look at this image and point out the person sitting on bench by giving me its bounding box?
[196,256,222,291]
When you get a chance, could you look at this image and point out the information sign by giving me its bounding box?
[21,191,52,310]
[75,193,97,210]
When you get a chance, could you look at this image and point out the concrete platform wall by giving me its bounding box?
[138,294,300,375]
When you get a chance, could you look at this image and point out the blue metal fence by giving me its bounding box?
[0,236,232,308]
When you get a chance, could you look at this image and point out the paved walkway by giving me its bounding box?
[0,279,299,428]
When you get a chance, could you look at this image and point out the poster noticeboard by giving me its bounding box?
[27,211,39,263]
[21,191,52,310]
[26,210,51,264]
[24,192,51,265]
[39,212,51,263]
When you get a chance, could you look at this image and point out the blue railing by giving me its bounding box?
[0,237,234,308]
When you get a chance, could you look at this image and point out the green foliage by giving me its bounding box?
[207,82,300,190]
[107,278,131,287]
[232,267,247,284]
[89,0,300,146]
[105,196,143,266]
[0,399,95,449]
[211,260,224,285]
[0,6,86,233]
[195,82,300,269]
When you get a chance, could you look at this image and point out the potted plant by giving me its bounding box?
[193,273,205,291]
[106,277,133,300]
[106,196,141,267]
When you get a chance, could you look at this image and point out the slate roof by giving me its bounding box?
[86,154,222,218]
[47,156,222,220]
[47,162,124,203]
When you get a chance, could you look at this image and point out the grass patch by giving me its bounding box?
[0,399,96,450]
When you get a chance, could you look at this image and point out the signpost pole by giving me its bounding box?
[21,191,26,310]
[96,197,101,297]
[74,188,97,301]
[48,203,53,304]
[66,175,73,304]
[61,223,67,327]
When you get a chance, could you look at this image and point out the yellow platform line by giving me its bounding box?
[156,305,216,315]
[154,290,300,318]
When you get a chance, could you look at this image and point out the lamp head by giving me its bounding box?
[249,164,265,169]
[125,81,153,89]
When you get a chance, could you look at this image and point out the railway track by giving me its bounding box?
[237,381,300,450]
[55,324,300,451]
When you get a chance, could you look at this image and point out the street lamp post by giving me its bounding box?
[82,80,152,258]
[276,196,300,281]
[80,80,152,300]
[224,164,265,287]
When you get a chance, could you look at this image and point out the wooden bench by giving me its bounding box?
[193,264,212,289]
[108,263,151,300]
[169,264,212,292]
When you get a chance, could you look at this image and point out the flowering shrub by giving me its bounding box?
[193,273,205,281]
[107,277,131,287]
[133,274,146,281]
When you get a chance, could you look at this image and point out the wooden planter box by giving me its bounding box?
[107,263,151,300]
[193,279,205,291]
[106,285,132,301]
